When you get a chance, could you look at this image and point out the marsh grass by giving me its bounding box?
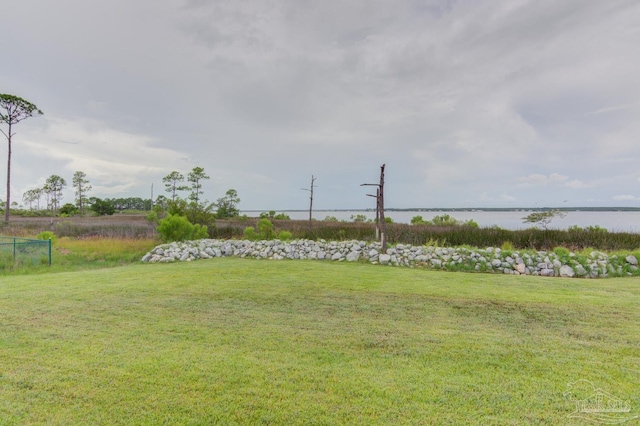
[215,219,640,251]
[1,259,638,424]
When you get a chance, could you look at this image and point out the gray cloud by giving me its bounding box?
[1,0,639,210]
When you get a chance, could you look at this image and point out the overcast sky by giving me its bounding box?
[2,0,640,210]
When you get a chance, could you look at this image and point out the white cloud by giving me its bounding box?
[17,116,190,193]
[516,173,592,190]
[612,194,640,201]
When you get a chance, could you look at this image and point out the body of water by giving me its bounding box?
[259,210,640,233]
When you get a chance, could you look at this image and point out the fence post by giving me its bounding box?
[13,238,17,264]
[48,238,52,265]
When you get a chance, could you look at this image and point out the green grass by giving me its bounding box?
[0,237,158,275]
[1,259,639,424]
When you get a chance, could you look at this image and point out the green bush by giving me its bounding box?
[411,215,426,225]
[501,241,514,251]
[157,214,208,243]
[146,211,159,224]
[350,214,370,223]
[60,203,79,216]
[257,218,275,240]
[278,230,292,241]
[431,214,459,226]
[244,226,257,241]
[90,199,115,216]
[36,231,57,244]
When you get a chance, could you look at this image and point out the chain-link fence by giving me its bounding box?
[0,237,51,269]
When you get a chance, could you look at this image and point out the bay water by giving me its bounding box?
[262,210,640,233]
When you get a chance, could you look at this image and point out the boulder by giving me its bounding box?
[346,251,360,262]
[559,265,575,278]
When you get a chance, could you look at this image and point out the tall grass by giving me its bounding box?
[3,215,640,251]
[0,237,158,275]
[0,216,156,239]
[214,219,640,251]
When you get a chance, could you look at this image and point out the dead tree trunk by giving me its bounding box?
[378,164,386,253]
[361,164,387,253]
[302,175,316,238]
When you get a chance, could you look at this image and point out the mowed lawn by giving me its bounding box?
[1,258,639,425]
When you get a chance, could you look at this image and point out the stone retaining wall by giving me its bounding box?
[142,239,640,278]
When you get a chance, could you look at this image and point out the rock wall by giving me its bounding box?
[142,239,640,278]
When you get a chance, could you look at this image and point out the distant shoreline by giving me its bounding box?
[243,207,640,213]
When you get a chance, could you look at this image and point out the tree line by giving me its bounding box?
[6,166,242,223]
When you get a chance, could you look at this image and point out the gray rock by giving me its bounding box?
[574,265,587,276]
[559,265,575,278]
[626,255,638,266]
[540,268,554,276]
[346,251,360,262]
[379,254,391,265]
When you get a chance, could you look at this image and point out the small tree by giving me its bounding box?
[187,166,210,206]
[22,188,41,210]
[72,171,92,215]
[0,94,43,223]
[522,210,566,230]
[154,194,168,211]
[43,175,67,215]
[216,189,241,218]
[163,171,188,202]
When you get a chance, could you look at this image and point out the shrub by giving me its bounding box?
[257,218,275,240]
[324,216,339,222]
[278,230,292,241]
[157,214,208,243]
[431,214,459,226]
[36,231,57,244]
[411,215,426,225]
[60,203,78,216]
[90,198,115,216]
[464,219,479,228]
[244,226,257,241]
[501,241,514,251]
[273,213,291,220]
[351,214,370,223]
[146,211,159,224]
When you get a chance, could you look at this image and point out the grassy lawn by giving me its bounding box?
[1,258,639,424]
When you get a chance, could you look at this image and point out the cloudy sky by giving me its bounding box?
[1,0,640,210]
